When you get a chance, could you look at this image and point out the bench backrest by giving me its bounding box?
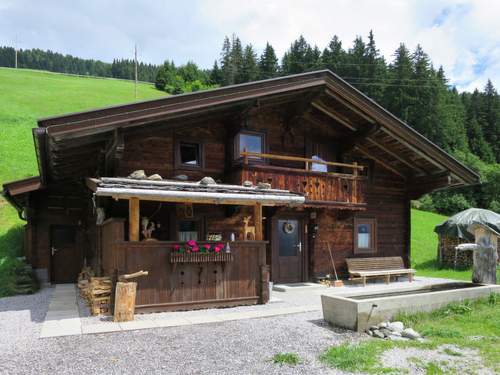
[346,256,405,272]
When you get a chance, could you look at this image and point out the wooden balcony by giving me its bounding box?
[234,151,367,209]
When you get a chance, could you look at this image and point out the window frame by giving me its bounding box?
[175,139,204,169]
[354,217,377,254]
[233,130,266,161]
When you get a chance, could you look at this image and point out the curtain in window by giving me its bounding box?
[357,224,370,248]
[179,231,198,242]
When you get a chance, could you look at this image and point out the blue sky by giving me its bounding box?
[0,0,498,92]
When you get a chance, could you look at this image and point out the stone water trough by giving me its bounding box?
[322,282,500,332]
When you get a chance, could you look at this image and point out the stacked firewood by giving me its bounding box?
[88,277,112,315]
[76,267,112,316]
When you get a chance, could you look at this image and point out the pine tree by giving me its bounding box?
[362,31,386,103]
[258,42,279,79]
[231,35,244,84]
[220,36,233,86]
[282,35,312,75]
[384,43,414,122]
[481,80,500,161]
[209,60,222,85]
[241,44,259,83]
[322,35,347,76]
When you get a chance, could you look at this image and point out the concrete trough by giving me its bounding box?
[321,282,500,332]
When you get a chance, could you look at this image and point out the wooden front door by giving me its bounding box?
[50,225,82,283]
[273,216,305,283]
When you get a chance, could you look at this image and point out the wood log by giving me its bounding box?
[118,270,148,281]
[113,281,137,322]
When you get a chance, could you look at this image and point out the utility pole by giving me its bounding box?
[14,34,18,69]
[134,44,138,99]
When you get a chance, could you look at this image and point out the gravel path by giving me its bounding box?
[1,288,361,374]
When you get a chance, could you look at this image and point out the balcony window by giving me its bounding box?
[354,217,377,254]
[234,131,265,160]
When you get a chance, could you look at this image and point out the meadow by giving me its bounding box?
[0,68,166,295]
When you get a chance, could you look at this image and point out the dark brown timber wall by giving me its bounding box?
[311,165,409,277]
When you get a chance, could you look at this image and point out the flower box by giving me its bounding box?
[170,252,234,264]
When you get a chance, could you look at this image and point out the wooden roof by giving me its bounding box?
[88,177,305,206]
[29,70,479,188]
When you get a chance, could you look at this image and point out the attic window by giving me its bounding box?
[177,141,202,168]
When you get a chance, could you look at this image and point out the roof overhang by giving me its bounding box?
[2,176,43,217]
[33,70,480,189]
[88,177,305,206]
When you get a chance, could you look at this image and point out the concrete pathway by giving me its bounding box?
[41,276,456,338]
[39,284,81,338]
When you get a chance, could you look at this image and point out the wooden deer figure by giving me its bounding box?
[242,216,256,240]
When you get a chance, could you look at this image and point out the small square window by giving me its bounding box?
[178,142,201,168]
[354,218,377,254]
[235,131,265,160]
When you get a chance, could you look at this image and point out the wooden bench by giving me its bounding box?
[346,256,415,286]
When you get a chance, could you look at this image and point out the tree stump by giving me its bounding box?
[113,281,137,322]
[472,246,498,284]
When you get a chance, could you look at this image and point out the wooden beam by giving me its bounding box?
[365,138,426,175]
[311,101,357,130]
[254,203,263,241]
[324,88,376,124]
[340,123,381,153]
[354,145,407,179]
[129,197,140,241]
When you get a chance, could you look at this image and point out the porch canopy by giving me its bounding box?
[86,177,305,241]
[88,177,305,206]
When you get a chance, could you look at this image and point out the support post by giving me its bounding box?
[129,197,140,241]
[254,203,263,241]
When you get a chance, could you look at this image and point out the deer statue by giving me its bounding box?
[242,216,256,241]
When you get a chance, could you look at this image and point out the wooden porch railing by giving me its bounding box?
[240,150,364,176]
[238,151,366,207]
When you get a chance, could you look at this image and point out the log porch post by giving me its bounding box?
[254,203,263,241]
[129,197,140,241]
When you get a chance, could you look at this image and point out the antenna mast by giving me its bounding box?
[134,44,138,99]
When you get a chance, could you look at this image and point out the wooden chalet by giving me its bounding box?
[3,70,479,312]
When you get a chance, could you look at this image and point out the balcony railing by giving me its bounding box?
[237,151,366,208]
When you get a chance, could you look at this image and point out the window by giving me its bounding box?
[234,131,265,160]
[176,141,202,168]
[178,220,199,241]
[354,218,377,254]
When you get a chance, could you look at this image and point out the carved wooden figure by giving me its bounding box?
[243,216,256,240]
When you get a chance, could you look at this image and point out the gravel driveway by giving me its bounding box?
[0,287,361,374]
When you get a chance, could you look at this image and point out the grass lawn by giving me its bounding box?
[321,294,500,374]
[0,68,166,295]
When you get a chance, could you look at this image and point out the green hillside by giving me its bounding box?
[0,68,166,185]
[0,68,166,294]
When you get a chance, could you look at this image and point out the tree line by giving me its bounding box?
[206,33,499,214]
[0,46,159,82]
[0,34,498,214]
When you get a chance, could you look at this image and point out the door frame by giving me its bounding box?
[50,224,82,283]
[271,211,308,283]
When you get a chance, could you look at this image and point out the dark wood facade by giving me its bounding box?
[3,70,479,311]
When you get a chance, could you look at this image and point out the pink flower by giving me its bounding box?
[191,246,199,252]
[187,240,197,247]
[214,247,221,253]
[203,244,211,250]
[173,244,180,251]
